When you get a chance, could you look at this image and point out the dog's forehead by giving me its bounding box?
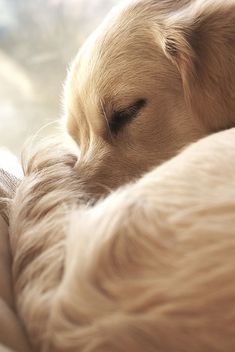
[70,10,162,94]
[65,0,178,125]
[74,0,169,64]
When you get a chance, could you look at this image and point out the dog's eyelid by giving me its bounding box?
[109,98,147,135]
[117,98,146,114]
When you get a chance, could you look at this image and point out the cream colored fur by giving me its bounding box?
[8,0,235,351]
[10,128,235,351]
[65,0,235,193]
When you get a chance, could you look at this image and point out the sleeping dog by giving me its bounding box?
[65,0,235,194]
[8,1,235,351]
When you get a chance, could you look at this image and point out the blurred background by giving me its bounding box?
[0,0,118,173]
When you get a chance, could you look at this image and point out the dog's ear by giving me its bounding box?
[159,1,217,99]
[160,25,196,97]
[158,0,235,129]
[161,22,197,98]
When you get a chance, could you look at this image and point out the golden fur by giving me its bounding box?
[7,0,235,351]
[10,128,235,351]
[65,0,235,193]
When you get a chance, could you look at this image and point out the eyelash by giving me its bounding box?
[109,99,146,135]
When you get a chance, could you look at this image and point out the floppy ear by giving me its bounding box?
[159,0,235,130]
[162,23,197,97]
[160,0,217,100]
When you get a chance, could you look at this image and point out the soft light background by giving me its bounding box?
[0,0,118,172]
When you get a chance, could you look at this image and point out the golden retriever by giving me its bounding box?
[7,0,235,351]
[65,0,235,194]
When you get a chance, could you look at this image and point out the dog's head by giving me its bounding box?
[64,0,235,195]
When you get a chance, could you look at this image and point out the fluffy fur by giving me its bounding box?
[10,128,235,351]
[65,0,235,193]
[8,0,235,351]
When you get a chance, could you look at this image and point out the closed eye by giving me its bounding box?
[109,98,146,135]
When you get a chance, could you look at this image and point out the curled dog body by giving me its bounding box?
[10,128,235,351]
[8,1,235,351]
